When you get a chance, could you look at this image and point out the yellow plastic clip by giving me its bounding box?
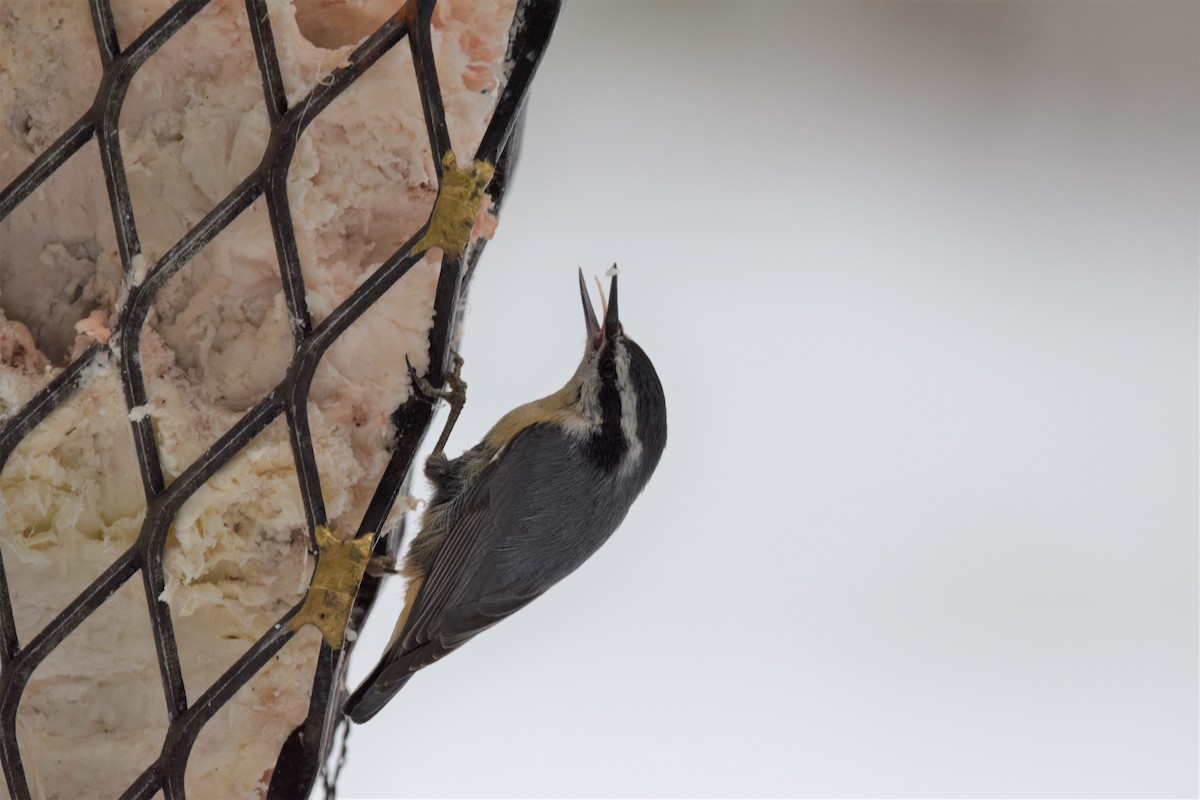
[288,525,375,650]
[414,151,495,257]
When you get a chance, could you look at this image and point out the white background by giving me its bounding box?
[342,2,1198,796]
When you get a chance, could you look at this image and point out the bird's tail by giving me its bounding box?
[343,658,415,723]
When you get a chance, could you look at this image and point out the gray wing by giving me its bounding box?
[383,503,541,682]
[346,426,578,721]
[397,422,609,652]
[344,471,535,721]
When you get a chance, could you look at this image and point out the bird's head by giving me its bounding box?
[571,267,667,481]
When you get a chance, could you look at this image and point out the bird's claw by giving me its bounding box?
[407,351,467,457]
[407,352,466,408]
[366,555,401,578]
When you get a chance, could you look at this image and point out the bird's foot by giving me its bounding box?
[366,555,401,578]
[407,351,467,456]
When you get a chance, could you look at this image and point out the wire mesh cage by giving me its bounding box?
[0,0,559,797]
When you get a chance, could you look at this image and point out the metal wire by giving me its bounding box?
[0,1,560,797]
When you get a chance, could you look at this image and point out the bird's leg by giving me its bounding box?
[407,351,467,458]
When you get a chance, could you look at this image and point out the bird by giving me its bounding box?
[343,268,667,723]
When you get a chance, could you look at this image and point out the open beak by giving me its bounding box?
[578,267,621,349]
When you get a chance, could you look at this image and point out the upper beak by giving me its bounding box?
[603,269,619,339]
[578,268,621,349]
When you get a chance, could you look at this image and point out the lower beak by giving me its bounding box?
[578,268,602,347]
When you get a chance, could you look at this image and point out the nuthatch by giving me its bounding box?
[344,269,667,723]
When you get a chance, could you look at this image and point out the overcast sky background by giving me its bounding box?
[342,2,1198,797]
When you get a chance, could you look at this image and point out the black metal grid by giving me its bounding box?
[0,1,560,797]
